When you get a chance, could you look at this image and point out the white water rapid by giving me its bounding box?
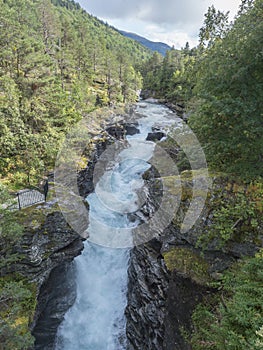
[55,101,175,350]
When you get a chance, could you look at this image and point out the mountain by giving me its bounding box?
[119,30,171,56]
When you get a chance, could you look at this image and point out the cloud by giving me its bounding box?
[137,0,208,26]
[78,0,139,19]
[145,27,198,48]
[77,0,241,48]
[78,0,209,28]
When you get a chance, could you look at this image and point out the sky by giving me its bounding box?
[77,0,241,49]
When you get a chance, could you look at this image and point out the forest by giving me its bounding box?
[0,0,262,349]
[140,2,262,346]
[0,0,150,188]
[141,0,262,179]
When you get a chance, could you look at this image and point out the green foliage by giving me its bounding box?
[140,43,203,107]
[0,276,36,349]
[139,51,163,92]
[190,251,263,350]
[0,184,25,271]
[0,0,149,186]
[197,182,263,249]
[51,0,81,11]
[166,52,197,103]
[238,0,255,15]
[189,0,263,179]
[140,48,195,103]
[0,184,24,239]
[140,0,262,181]
[199,5,229,47]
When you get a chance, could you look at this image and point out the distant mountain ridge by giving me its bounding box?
[119,30,171,56]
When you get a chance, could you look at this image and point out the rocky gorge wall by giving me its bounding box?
[29,211,84,349]
[125,155,262,350]
[29,110,141,349]
[126,240,169,350]
[16,209,84,349]
[0,197,84,349]
[13,105,261,350]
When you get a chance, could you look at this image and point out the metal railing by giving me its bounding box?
[7,180,49,210]
[16,189,45,210]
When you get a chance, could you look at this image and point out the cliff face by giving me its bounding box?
[29,115,135,349]
[14,211,84,285]
[125,165,261,349]
[26,211,84,349]
[9,208,84,349]
[126,240,169,350]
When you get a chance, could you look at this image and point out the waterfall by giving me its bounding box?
[55,101,174,350]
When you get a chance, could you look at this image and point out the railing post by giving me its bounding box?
[43,180,49,202]
[17,193,21,210]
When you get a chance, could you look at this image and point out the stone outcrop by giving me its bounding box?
[11,210,85,349]
[13,211,84,285]
[146,131,166,141]
[32,262,77,349]
[106,121,140,138]
[78,116,139,199]
[125,144,261,349]
[126,240,169,350]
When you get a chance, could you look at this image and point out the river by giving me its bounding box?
[55,100,176,349]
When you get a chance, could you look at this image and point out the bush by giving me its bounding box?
[191,251,263,350]
[0,277,36,349]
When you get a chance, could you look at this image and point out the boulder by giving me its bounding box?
[146,131,166,141]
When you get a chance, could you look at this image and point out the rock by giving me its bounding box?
[140,90,156,100]
[126,240,169,350]
[164,102,185,116]
[105,125,125,139]
[9,211,84,349]
[106,120,140,138]
[78,120,139,198]
[146,131,166,141]
[7,212,83,284]
[32,263,77,350]
[227,241,259,258]
[164,271,215,350]
[125,123,140,136]
[77,138,111,198]
[125,159,261,349]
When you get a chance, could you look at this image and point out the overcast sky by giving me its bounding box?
[77,0,241,48]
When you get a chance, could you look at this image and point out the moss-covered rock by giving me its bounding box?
[163,247,211,285]
[14,201,60,230]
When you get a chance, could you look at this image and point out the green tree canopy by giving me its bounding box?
[189,0,263,179]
